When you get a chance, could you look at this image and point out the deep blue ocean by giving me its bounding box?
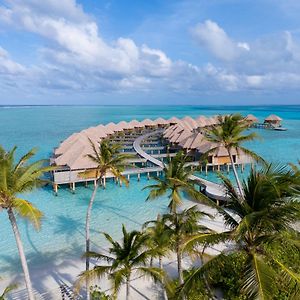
[0,105,299,285]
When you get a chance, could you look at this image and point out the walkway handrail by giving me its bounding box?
[133,130,165,168]
[133,130,227,201]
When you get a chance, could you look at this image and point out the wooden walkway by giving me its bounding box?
[133,131,227,201]
[53,131,227,201]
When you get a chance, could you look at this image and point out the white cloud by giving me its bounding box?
[191,20,250,61]
[246,75,263,88]
[0,46,26,75]
[1,1,300,101]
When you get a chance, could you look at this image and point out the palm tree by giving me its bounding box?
[0,146,53,300]
[144,151,210,289]
[76,225,164,300]
[80,139,132,300]
[181,164,300,299]
[160,206,212,288]
[144,151,198,214]
[143,215,172,299]
[202,114,264,196]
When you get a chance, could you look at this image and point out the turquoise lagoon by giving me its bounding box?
[0,105,299,279]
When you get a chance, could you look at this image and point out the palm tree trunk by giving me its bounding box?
[159,256,168,300]
[126,276,130,300]
[177,249,186,300]
[227,148,243,196]
[150,256,153,267]
[177,248,184,285]
[85,180,100,300]
[158,256,163,270]
[7,208,35,300]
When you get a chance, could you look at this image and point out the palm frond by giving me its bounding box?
[12,198,43,229]
[241,252,276,300]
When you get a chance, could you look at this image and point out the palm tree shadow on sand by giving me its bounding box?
[0,243,83,298]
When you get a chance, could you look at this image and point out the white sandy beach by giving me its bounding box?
[2,201,230,300]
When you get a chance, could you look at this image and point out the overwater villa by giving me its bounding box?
[264,114,283,127]
[51,115,261,202]
[245,114,259,124]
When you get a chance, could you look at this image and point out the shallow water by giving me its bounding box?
[0,105,299,277]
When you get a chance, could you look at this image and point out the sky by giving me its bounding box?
[0,0,300,105]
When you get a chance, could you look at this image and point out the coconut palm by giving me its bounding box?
[202,114,264,196]
[181,164,300,299]
[0,146,53,300]
[76,225,164,300]
[160,206,212,288]
[144,151,198,214]
[80,139,133,300]
[143,215,172,299]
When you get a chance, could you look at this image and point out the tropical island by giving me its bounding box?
[1,113,299,300]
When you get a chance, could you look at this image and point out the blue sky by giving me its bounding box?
[1,0,300,105]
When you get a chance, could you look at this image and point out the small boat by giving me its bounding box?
[273,127,287,131]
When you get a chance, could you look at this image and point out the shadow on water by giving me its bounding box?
[72,186,147,227]
[53,215,104,250]
[54,215,85,239]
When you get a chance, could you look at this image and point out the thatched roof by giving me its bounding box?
[154,117,168,125]
[163,125,175,138]
[172,129,192,144]
[96,124,114,135]
[196,116,208,127]
[265,114,282,121]
[106,122,124,132]
[179,136,194,149]
[117,121,134,130]
[169,125,185,141]
[181,116,198,129]
[128,120,143,128]
[168,117,180,124]
[245,114,258,122]
[140,118,155,126]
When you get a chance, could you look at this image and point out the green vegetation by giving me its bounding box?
[181,164,300,299]
[80,139,133,300]
[144,150,198,214]
[77,148,300,300]
[2,118,299,300]
[0,146,53,300]
[76,225,164,300]
[203,113,264,196]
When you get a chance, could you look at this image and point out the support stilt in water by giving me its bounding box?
[147,172,150,180]
[217,164,220,172]
[127,174,130,182]
[205,165,208,176]
[53,184,58,195]
[137,173,140,181]
[103,177,106,189]
[227,164,230,174]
